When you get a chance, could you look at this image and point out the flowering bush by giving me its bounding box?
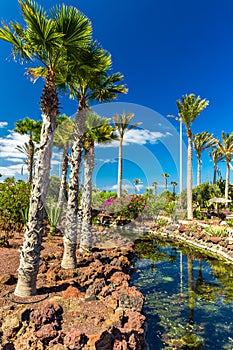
[103,194,147,220]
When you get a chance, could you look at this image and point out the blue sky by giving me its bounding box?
[0,0,233,193]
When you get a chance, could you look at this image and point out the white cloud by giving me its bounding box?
[0,164,23,177]
[96,158,117,164]
[96,128,171,148]
[0,121,8,128]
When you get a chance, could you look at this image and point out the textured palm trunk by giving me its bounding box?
[28,137,34,184]
[187,255,194,326]
[14,71,58,297]
[213,161,217,185]
[61,108,86,269]
[57,144,69,212]
[117,136,123,197]
[187,132,193,220]
[197,155,201,186]
[225,161,230,208]
[79,142,94,251]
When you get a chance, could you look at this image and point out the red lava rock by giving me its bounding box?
[63,329,88,349]
[95,330,113,350]
[123,310,146,332]
[210,236,222,244]
[35,323,58,340]
[0,273,17,285]
[178,225,186,233]
[85,278,107,298]
[109,271,130,286]
[227,244,233,250]
[31,301,62,330]
[62,285,85,299]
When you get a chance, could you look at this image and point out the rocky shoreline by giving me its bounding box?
[0,234,147,350]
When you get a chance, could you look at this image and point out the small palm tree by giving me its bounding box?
[216,131,233,207]
[171,181,178,196]
[152,181,158,197]
[209,147,224,184]
[134,178,141,194]
[113,112,142,198]
[0,0,92,297]
[15,142,38,177]
[162,173,170,190]
[14,117,41,184]
[175,94,209,219]
[193,132,217,186]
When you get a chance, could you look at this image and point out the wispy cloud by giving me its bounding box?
[96,158,117,164]
[0,164,23,177]
[96,128,171,148]
[0,121,8,128]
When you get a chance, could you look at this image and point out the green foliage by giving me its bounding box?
[103,194,146,220]
[192,182,222,209]
[92,190,117,209]
[0,178,30,235]
[156,217,169,227]
[204,225,229,237]
[45,206,61,235]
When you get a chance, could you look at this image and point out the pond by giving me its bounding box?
[131,238,233,350]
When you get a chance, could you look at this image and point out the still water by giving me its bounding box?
[131,238,233,350]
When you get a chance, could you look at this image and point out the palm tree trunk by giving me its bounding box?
[14,72,58,297]
[57,145,69,212]
[187,132,193,219]
[28,137,34,184]
[61,109,86,269]
[79,143,94,251]
[197,155,201,186]
[213,162,217,185]
[225,161,230,208]
[117,136,123,197]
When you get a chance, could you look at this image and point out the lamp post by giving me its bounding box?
[168,114,183,207]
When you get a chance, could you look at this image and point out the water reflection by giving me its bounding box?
[132,238,233,349]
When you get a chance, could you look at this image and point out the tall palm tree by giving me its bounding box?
[61,46,127,269]
[209,147,224,184]
[15,142,38,178]
[175,94,209,219]
[162,173,169,190]
[193,132,217,186]
[53,115,74,212]
[0,0,92,296]
[14,117,42,184]
[171,181,178,196]
[113,112,142,198]
[216,131,233,207]
[79,112,117,251]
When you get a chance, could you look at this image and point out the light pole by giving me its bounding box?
[168,114,183,207]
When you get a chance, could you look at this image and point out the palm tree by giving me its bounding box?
[14,117,42,184]
[113,112,142,198]
[0,0,92,297]
[175,94,209,220]
[171,181,178,196]
[193,132,217,186]
[162,173,169,190]
[134,178,141,194]
[15,142,38,177]
[216,131,233,207]
[79,112,117,251]
[61,46,127,269]
[152,181,158,197]
[53,115,74,212]
[209,147,224,184]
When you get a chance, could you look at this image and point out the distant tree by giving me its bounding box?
[113,112,142,198]
[209,147,224,185]
[14,117,41,184]
[162,173,170,190]
[134,178,141,194]
[152,181,158,197]
[216,131,233,207]
[171,181,178,196]
[193,132,217,186]
[174,94,209,219]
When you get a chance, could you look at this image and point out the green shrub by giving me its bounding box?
[156,217,169,227]
[204,225,229,237]
[0,178,31,234]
